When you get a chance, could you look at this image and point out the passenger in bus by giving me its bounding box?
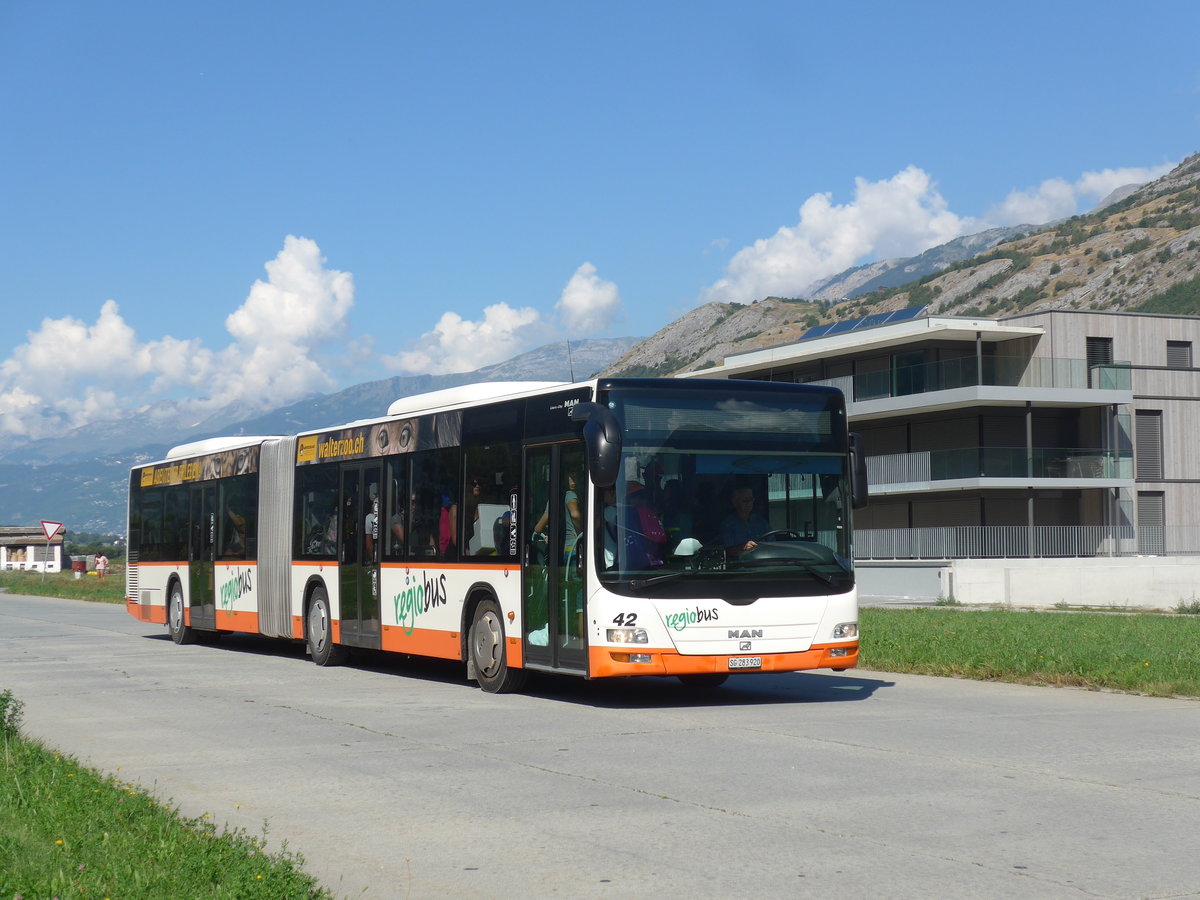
[624,481,666,569]
[438,489,458,557]
[533,467,583,563]
[464,475,483,549]
[364,483,379,559]
[225,505,246,557]
[389,507,405,555]
[720,486,770,552]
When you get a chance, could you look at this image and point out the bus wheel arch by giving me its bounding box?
[166,575,195,645]
[465,593,527,694]
[305,578,346,667]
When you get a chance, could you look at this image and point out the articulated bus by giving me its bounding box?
[126,378,868,693]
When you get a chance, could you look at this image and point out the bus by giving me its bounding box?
[126,377,867,692]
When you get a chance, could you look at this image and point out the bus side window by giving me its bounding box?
[295,464,338,560]
[384,457,408,562]
[409,449,461,561]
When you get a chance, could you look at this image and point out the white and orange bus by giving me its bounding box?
[126,377,867,692]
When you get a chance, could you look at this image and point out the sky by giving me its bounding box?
[1,0,1197,442]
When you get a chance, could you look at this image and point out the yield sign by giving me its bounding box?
[41,520,64,542]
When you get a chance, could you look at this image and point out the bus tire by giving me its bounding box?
[167,581,195,645]
[306,585,346,667]
[677,673,729,689]
[469,599,527,694]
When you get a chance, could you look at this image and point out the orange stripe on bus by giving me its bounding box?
[380,624,461,660]
[126,599,166,624]
[586,643,859,679]
[214,609,260,633]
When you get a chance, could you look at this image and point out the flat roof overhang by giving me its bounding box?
[682,317,1046,379]
[847,385,1133,421]
[867,476,1133,496]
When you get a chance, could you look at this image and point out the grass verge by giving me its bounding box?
[0,569,127,604]
[0,690,331,899]
[859,607,1200,698]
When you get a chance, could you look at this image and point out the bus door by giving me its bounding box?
[522,441,587,672]
[339,463,383,649]
[187,483,217,631]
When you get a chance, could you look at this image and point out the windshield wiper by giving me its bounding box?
[740,558,838,585]
[629,570,690,590]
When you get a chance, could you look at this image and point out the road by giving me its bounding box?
[2,592,1199,899]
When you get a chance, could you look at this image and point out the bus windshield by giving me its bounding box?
[595,383,854,600]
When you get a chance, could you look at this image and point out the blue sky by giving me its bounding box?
[1,0,1197,441]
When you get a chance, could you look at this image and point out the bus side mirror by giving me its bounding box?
[849,431,869,509]
[570,401,622,488]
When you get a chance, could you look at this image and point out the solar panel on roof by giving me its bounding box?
[796,305,929,343]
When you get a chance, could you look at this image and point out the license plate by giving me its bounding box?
[728,656,762,670]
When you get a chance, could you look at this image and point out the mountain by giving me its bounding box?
[0,337,639,533]
[604,152,1200,378]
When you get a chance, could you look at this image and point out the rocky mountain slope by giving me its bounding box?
[604,153,1200,377]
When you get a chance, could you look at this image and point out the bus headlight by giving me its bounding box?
[607,628,648,644]
[832,622,858,639]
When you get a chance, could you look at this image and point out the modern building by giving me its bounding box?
[0,526,65,573]
[683,309,1200,605]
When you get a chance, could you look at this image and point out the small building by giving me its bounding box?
[0,526,65,573]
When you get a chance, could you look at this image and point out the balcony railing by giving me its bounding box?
[866,447,1132,486]
[855,525,1200,559]
[811,355,1131,403]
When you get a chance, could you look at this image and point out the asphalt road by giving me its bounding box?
[2,592,1199,899]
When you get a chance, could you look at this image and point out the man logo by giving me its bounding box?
[739,641,752,651]
[728,629,763,639]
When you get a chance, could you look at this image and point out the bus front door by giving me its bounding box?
[522,442,587,672]
[339,464,382,649]
[188,484,216,631]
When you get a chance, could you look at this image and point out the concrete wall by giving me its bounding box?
[859,556,1200,611]
[857,560,949,601]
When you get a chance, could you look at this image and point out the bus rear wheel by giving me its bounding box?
[306,586,346,666]
[469,599,527,694]
[167,582,195,645]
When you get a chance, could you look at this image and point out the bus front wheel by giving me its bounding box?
[167,582,195,645]
[469,599,527,694]
[306,586,346,667]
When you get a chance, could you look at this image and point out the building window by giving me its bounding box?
[1086,336,1113,367]
[1137,491,1165,555]
[1135,410,1163,481]
[1167,340,1192,369]
[1086,337,1113,388]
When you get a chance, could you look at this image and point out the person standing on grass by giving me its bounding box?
[95,553,108,580]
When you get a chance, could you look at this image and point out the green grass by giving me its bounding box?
[0,569,127,604]
[0,690,331,899]
[859,607,1200,698]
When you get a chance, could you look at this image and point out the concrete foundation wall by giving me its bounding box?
[858,557,1200,610]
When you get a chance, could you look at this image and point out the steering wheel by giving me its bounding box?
[755,529,802,542]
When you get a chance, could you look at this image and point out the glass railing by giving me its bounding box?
[845,356,1131,402]
[866,446,1133,485]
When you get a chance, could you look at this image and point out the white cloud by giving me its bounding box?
[983,163,1176,227]
[701,166,969,304]
[985,177,1079,226]
[1076,163,1175,203]
[382,302,549,375]
[0,235,355,440]
[226,235,354,348]
[555,263,622,335]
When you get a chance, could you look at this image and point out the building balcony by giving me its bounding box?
[866,446,1132,493]
[812,356,1132,419]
